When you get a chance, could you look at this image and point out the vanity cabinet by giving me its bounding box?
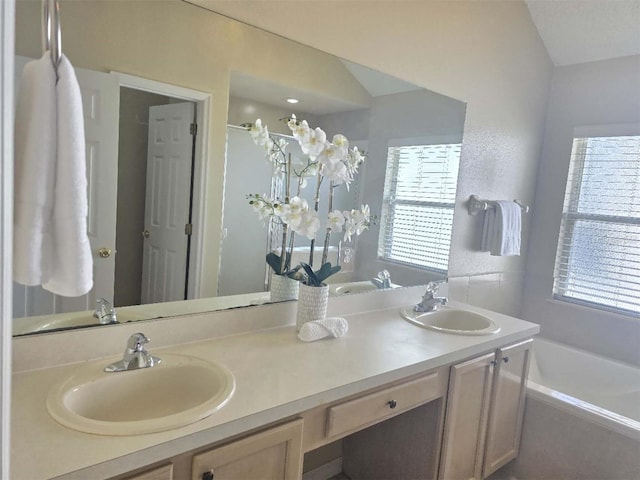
[482,339,532,477]
[191,418,303,480]
[112,420,303,480]
[302,367,449,480]
[301,367,449,453]
[438,339,532,480]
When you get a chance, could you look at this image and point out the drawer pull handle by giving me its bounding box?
[388,400,397,409]
[202,470,214,480]
[503,357,510,363]
[490,359,498,366]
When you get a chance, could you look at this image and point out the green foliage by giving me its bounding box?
[300,262,341,287]
[266,252,300,278]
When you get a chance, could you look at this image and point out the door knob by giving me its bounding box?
[142,229,150,238]
[98,247,112,258]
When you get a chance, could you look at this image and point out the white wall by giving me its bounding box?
[521,55,640,366]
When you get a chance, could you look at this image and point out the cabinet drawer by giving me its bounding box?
[122,464,173,480]
[326,372,441,438]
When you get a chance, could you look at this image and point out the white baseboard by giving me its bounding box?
[302,457,343,480]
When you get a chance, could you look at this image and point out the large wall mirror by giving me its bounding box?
[12,0,466,336]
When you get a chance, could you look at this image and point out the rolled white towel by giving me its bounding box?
[298,317,349,342]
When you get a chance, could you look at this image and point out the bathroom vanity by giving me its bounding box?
[11,288,539,480]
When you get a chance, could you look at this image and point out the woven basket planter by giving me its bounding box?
[296,283,329,332]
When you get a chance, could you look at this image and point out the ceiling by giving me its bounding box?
[229,60,422,116]
[213,0,640,109]
[524,0,640,66]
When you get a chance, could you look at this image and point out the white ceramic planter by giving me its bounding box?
[269,273,299,302]
[296,283,329,332]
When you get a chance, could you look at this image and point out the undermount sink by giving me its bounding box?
[46,353,235,436]
[400,306,500,335]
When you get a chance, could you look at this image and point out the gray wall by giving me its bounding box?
[355,88,466,284]
[114,88,170,307]
[521,55,640,366]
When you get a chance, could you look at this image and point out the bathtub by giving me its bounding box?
[527,337,640,441]
[515,338,640,479]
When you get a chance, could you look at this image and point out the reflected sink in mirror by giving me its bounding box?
[12,309,150,336]
[400,306,500,335]
[329,281,400,296]
[46,354,235,436]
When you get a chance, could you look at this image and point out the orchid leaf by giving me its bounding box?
[300,262,341,286]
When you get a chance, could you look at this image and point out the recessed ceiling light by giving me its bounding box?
[286,97,299,104]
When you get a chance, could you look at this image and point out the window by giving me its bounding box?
[378,142,461,272]
[553,134,640,315]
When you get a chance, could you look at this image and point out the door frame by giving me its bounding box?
[112,72,210,300]
[0,1,13,476]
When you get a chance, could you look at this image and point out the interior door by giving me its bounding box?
[141,102,195,304]
[12,56,119,318]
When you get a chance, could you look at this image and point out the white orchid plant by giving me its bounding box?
[245,115,371,286]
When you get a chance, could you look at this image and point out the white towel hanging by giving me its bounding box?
[43,53,93,296]
[13,52,57,287]
[13,52,93,296]
[481,200,521,256]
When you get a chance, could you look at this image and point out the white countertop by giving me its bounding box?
[11,298,539,480]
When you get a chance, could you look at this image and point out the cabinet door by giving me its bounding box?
[191,419,303,480]
[439,352,495,480]
[483,339,532,478]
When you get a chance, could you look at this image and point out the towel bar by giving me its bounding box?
[468,195,529,216]
[42,0,62,74]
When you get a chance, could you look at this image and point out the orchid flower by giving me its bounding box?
[300,127,327,158]
[249,119,270,146]
[294,210,321,239]
[247,117,370,283]
[327,210,346,232]
[343,205,371,242]
[321,160,349,184]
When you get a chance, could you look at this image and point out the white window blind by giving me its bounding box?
[553,135,640,315]
[378,143,461,272]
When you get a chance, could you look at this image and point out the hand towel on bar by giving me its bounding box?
[480,206,496,252]
[481,200,521,256]
[13,52,57,287]
[13,52,93,296]
[298,317,349,342]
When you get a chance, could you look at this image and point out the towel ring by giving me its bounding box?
[42,0,62,72]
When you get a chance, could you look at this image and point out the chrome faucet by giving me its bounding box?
[104,333,162,372]
[93,298,118,324]
[414,281,448,313]
[371,270,392,289]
